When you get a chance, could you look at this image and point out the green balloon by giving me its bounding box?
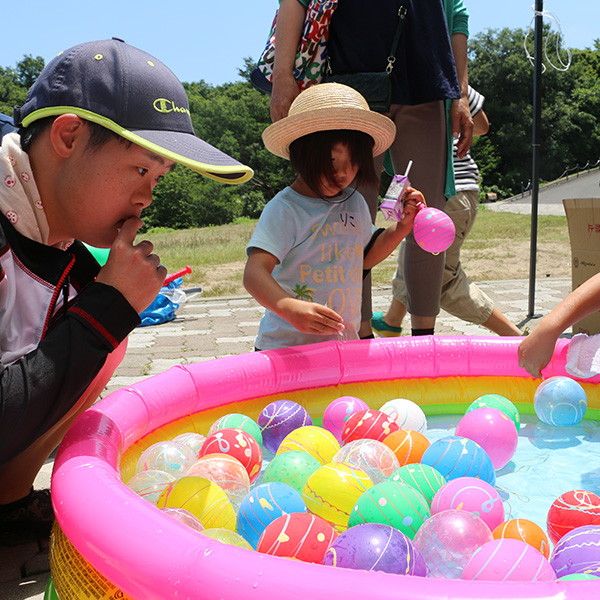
[263,450,321,494]
[209,413,263,446]
[558,573,600,581]
[44,576,60,600]
[83,243,110,266]
[467,393,521,432]
[348,480,430,539]
[390,464,446,505]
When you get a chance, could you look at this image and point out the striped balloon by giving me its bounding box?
[547,489,600,544]
[462,538,556,582]
[413,207,455,254]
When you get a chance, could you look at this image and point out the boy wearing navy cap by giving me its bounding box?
[0,38,252,545]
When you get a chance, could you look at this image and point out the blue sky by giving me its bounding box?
[3,1,599,86]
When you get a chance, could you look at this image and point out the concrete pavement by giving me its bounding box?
[485,168,600,216]
[0,274,574,599]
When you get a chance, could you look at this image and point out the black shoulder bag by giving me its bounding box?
[323,1,408,113]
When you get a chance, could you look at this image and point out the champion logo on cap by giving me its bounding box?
[153,99,191,116]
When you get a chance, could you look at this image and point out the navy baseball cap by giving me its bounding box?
[13,38,253,184]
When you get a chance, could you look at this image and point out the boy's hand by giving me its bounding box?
[95,217,166,314]
[279,298,345,336]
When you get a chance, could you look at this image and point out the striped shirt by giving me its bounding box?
[454,86,485,192]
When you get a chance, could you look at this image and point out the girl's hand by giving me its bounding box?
[278,298,345,335]
[401,187,423,227]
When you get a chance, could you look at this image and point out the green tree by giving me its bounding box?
[16,55,45,88]
[0,55,45,116]
[469,28,600,196]
[144,61,295,229]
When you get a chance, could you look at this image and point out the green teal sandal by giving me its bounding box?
[371,311,403,338]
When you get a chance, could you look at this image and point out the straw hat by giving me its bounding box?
[262,83,396,159]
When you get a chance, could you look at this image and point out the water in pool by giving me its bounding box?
[421,413,600,527]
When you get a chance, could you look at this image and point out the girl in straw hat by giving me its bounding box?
[244,83,422,350]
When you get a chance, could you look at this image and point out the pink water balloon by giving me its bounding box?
[431,476,505,532]
[413,206,455,254]
[455,406,518,470]
[462,538,556,582]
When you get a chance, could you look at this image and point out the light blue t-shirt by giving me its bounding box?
[247,186,376,350]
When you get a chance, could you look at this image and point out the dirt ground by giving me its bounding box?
[199,238,572,297]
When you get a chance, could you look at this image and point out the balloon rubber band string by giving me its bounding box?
[524,8,572,73]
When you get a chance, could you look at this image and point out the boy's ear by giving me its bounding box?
[49,114,88,158]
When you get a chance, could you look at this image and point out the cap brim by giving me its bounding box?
[262,107,396,160]
[126,129,254,184]
[20,106,253,184]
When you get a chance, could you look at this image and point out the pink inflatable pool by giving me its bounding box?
[51,336,600,599]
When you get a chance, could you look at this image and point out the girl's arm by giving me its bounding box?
[363,189,421,270]
[518,272,600,377]
[244,248,345,335]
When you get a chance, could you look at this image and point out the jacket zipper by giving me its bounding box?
[41,256,76,339]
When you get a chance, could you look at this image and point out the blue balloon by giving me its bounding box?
[236,482,306,548]
[534,376,587,426]
[421,436,496,485]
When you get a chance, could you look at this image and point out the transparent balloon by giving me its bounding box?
[135,441,197,479]
[332,438,399,483]
[187,452,250,508]
[172,432,206,456]
[413,509,493,579]
[126,469,176,505]
[160,507,205,532]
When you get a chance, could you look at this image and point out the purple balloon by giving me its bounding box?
[550,524,600,578]
[323,523,425,576]
[258,400,312,454]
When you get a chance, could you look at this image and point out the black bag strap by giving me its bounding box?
[386,1,409,74]
[326,1,408,76]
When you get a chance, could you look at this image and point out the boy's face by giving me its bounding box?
[50,127,176,247]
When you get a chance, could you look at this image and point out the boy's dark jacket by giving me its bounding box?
[0,209,139,465]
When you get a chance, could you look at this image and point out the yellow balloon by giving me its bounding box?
[276,425,340,464]
[302,462,372,532]
[157,475,236,530]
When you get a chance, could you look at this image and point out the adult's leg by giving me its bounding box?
[0,340,127,504]
[357,153,386,338]
[387,190,521,336]
[388,102,447,332]
[381,188,472,332]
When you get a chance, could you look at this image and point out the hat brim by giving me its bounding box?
[20,107,254,184]
[262,107,396,160]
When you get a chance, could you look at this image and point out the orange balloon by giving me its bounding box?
[492,518,551,559]
[382,429,430,466]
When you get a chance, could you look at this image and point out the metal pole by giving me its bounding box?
[528,0,544,318]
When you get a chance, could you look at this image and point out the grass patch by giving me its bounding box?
[140,207,569,296]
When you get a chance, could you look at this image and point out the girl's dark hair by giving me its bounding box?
[289,129,378,197]
[19,116,129,152]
